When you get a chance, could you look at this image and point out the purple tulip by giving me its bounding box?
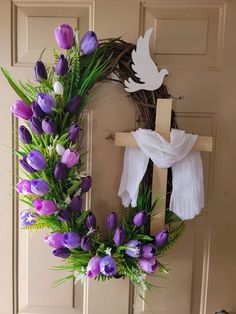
[58,209,72,222]
[20,210,38,227]
[69,196,83,213]
[141,244,156,259]
[63,232,81,249]
[33,199,57,215]
[42,117,56,134]
[54,24,74,49]
[29,116,43,135]
[44,232,63,248]
[100,256,117,277]
[81,176,92,193]
[85,212,96,229]
[54,162,68,180]
[81,236,92,251]
[125,240,141,257]
[106,212,117,231]
[61,149,79,168]
[26,150,46,171]
[53,247,71,258]
[114,226,126,245]
[31,101,45,118]
[16,180,32,195]
[80,31,99,55]
[155,230,169,248]
[66,95,81,113]
[34,60,47,82]
[19,125,32,144]
[68,123,80,142]
[11,100,33,120]
[138,257,158,274]
[37,93,55,114]
[133,211,147,227]
[87,256,101,278]
[30,179,50,196]
[55,54,69,75]
[20,156,37,173]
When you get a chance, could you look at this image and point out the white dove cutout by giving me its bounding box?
[124,28,168,93]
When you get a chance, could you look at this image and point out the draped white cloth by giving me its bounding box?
[118,128,204,220]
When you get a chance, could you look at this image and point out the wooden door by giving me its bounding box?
[0,0,235,314]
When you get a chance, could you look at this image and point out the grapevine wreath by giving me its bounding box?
[2,24,185,292]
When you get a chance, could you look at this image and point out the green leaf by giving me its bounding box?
[1,67,31,104]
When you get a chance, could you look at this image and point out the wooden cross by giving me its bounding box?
[115,99,213,234]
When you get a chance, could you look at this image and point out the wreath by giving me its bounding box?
[2,24,185,292]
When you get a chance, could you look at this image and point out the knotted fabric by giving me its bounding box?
[118,128,204,220]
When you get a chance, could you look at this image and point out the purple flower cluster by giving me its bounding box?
[10,22,171,286]
[44,230,93,258]
[87,255,117,278]
[121,229,169,274]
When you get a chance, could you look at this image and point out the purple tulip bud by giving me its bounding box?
[55,54,69,75]
[125,240,141,257]
[66,95,81,113]
[106,212,117,231]
[26,150,46,171]
[19,125,32,144]
[68,123,80,142]
[44,232,63,248]
[69,196,83,213]
[20,156,37,173]
[20,210,38,227]
[63,232,81,249]
[33,199,57,215]
[141,244,156,259]
[54,24,74,49]
[138,257,158,274]
[114,225,126,246]
[58,209,72,222]
[54,162,68,180]
[155,230,169,248]
[133,211,147,227]
[31,101,45,118]
[61,149,79,168]
[37,93,55,114]
[53,247,71,258]
[85,212,96,229]
[11,100,33,120]
[30,179,50,196]
[80,31,99,55]
[81,235,92,251]
[100,256,117,277]
[34,60,47,82]
[87,256,101,278]
[29,116,43,135]
[16,179,33,195]
[81,176,92,193]
[42,117,56,134]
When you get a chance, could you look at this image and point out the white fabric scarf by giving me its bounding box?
[118,128,204,220]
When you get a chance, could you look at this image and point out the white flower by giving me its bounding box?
[87,227,95,236]
[56,144,65,156]
[53,81,64,95]
[47,145,53,156]
[64,195,71,205]
[73,270,86,283]
[74,188,82,197]
[105,247,112,256]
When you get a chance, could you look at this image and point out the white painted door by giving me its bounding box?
[0,1,235,314]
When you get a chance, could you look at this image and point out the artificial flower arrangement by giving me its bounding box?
[2,24,184,291]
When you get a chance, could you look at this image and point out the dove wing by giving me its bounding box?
[131,28,158,83]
